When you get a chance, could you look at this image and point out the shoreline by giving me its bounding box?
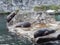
[0,12,11,15]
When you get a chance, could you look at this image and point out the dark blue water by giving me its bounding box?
[0,15,32,45]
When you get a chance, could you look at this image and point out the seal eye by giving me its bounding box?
[16,22,31,28]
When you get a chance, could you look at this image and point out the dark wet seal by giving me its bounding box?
[7,10,19,23]
[34,29,56,38]
[16,22,31,28]
[7,13,16,22]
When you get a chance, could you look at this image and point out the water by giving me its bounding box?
[55,15,60,21]
[0,15,32,45]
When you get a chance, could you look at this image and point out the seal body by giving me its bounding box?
[16,22,31,28]
[34,29,56,38]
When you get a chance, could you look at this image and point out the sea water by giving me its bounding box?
[0,15,32,45]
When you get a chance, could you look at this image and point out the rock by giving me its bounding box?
[36,35,60,44]
[36,37,57,44]
[16,22,31,28]
[44,42,57,45]
[34,29,56,38]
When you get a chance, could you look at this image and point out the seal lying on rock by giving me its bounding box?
[7,10,19,23]
[34,29,56,38]
[16,22,31,28]
[7,12,16,22]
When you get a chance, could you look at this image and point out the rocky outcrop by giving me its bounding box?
[7,10,60,45]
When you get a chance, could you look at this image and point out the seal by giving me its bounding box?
[7,10,19,23]
[34,29,56,38]
[16,22,31,28]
